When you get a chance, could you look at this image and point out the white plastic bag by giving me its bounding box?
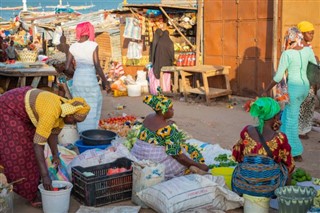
[137,174,244,213]
[132,160,165,208]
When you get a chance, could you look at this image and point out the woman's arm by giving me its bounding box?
[48,134,60,166]
[93,46,110,91]
[262,52,289,96]
[173,154,209,171]
[33,143,52,190]
[65,51,75,77]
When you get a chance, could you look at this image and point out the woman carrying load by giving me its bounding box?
[0,86,90,207]
[262,27,317,162]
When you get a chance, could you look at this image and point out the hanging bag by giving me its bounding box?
[275,74,289,104]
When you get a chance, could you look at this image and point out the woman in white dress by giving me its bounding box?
[65,22,110,132]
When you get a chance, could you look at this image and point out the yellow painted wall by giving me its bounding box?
[281,0,320,57]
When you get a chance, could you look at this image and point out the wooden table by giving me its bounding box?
[179,65,232,103]
[0,64,57,91]
[160,66,180,94]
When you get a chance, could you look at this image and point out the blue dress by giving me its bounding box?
[273,47,317,157]
[69,40,102,132]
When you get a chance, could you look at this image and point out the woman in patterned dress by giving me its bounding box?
[262,27,317,162]
[232,97,294,197]
[131,87,209,179]
[297,21,317,139]
[0,87,90,207]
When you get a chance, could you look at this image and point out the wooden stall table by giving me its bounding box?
[0,63,57,92]
[159,66,180,94]
[179,65,232,104]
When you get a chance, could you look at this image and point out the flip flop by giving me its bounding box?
[30,201,42,208]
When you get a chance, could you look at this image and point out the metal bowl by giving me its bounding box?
[80,129,117,146]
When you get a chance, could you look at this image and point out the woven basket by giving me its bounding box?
[17,50,38,63]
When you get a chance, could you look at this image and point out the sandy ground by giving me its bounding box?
[13,93,320,213]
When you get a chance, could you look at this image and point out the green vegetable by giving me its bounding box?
[291,179,297,186]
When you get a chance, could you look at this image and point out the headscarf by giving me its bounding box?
[60,97,90,121]
[282,26,303,51]
[297,21,314,33]
[143,87,172,114]
[249,97,281,133]
[76,22,95,41]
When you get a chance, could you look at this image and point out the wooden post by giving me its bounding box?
[271,0,279,97]
[196,0,203,65]
[159,6,195,50]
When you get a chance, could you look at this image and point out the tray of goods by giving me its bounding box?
[99,115,136,137]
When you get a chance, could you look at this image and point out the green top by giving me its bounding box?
[273,47,317,86]
[137,123,205,163]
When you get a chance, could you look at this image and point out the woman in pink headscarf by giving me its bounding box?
[65,22,110,133]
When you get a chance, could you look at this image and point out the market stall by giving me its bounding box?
[0,62,57,92]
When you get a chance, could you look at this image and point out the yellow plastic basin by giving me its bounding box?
[211,167,235,189]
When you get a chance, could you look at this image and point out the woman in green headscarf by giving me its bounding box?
[231,97,294,197]
[233,97,294,171]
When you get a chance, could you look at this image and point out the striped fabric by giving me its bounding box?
[232,154,288,198]
[131,139,185,180]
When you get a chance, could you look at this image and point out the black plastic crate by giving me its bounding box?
[71,157,133,206]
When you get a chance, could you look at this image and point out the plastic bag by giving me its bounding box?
[132,160,165,208]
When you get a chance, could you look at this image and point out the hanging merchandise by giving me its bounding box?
[123,17,141,40]
[127,41,143,59]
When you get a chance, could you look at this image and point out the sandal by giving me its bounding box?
[299,134,309,140]
[293,155,303,162]
[30,201,42,208]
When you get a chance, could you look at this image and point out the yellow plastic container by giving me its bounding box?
[211,167,235,189]
[113,90,128,97]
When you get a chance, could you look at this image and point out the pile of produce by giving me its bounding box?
[314,190,320,208]
[208,154,237,169]
[99,115,136,137]
[291,168,312,185]
[313,178,320,186]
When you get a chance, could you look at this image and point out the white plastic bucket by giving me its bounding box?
[243,194,270,213]
[127,84,141,97]
[58,124,79,145]
[38,181,73,213]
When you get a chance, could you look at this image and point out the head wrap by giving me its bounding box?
[143,87,172,114]
[60,97,90,122]
[282,27,303,51]
[249,97,281,133]
[76,22,95,41]
[297,21,314,33]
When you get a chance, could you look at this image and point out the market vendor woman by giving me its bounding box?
[131,87,209,179]
[0,87,90,207]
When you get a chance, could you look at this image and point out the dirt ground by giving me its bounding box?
[14,93,320,213]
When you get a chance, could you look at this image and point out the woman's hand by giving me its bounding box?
[198,164,209,172]
[52,154,61,168]
[42,175,53,191]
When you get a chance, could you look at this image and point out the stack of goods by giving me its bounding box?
[99,115,136,137]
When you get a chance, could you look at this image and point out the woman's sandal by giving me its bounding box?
[299,134,309,140]
[30,201,42,208]
[293,155,303,162]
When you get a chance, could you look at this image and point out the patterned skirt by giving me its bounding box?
[131,139,185,180]
[0,87,40,201]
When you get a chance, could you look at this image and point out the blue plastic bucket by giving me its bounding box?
[75,140,111,154]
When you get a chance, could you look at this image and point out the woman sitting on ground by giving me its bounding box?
[232,97,295,197]
[131,87,209,179]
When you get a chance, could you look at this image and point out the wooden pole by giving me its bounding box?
[196,0,203,65]
[159,6,196,50]
[271,0,279,97]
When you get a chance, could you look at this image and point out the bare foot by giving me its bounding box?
[293,155,303,162]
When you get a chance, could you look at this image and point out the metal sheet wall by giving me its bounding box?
[203,0,275,97]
